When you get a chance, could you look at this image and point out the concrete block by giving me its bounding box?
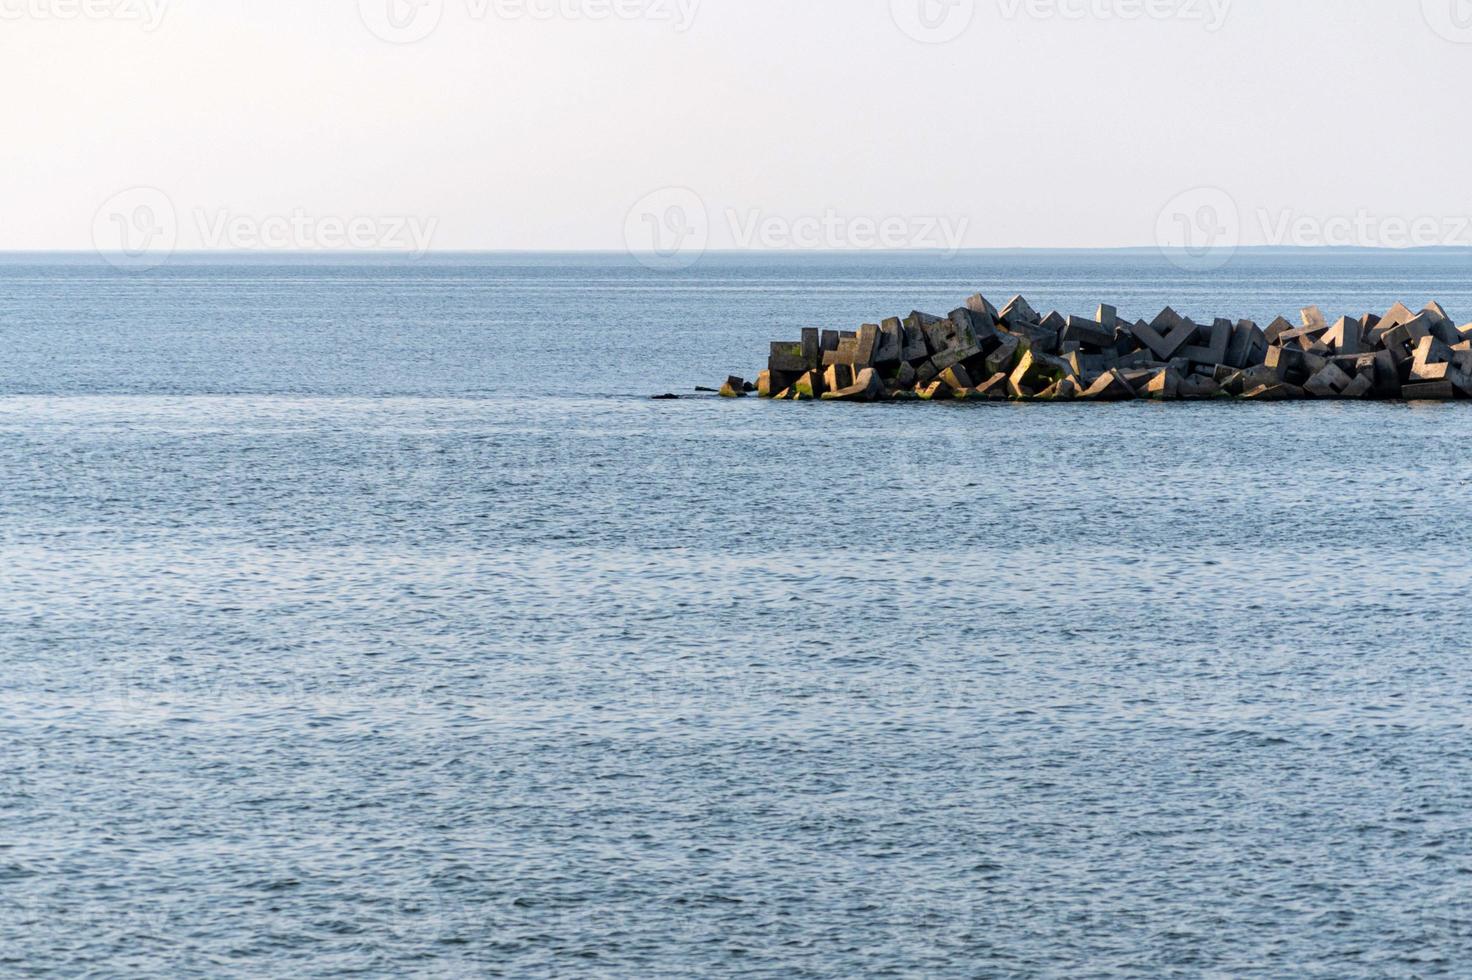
[1370,350,1403,395]
[875,320,904,364]
[1238,365,1283,391]
[855,324,880,367]
[770,341,807,373]
[1118,348,1160,369]
[1059,346,1083,378]
[966,294,1000,320]
[930,342,983,374]
[1265,345,1309,383]
[1039,311,1067,335]
[1037,378,1080,400]
[985,334,1023,376]
[1077,354,1115,380]
[824,363,854,392]
[1178,374,1221,399]
[1411,335,1455,381]
[793,370,826,399]
[917,380,954,401]
[1243,383,1302,401]
[1278,325,1328,350]
[1320,316,1362,355]
[1429,316,1464,346]
[894,361,917,389]
[1264,317,1295,344]
[1009,348,1072,396]
[1183,318,1232,366]
[1079,368,1136,401]
[958,372,1010,400]
[1300,306,1327,329]
[1132,317,1197,361]
[1341,373,1374,399]
[898,317,929,362]
[821,367,885,402]
[1119,368,1157,394]
[1381,302,1417,331]
[1424,301,1455,328]
[1114,325,1138,356]
[1016,320,1061,354]
[999,295,1039,324]
[1150,306,1185,333]
[1097,304,1118,331]
[1144,368,1182,400]
[1403,380,1456,400]
[1225,319,1266,369]
[1400,314,1435,343]
[1303,362,1354,398]
[959,306,1002,345]
[915,359,939,386]
[822,336,860,368]
[930,309,983,354]
[1064,315,1115,349]
[801,328,821,369]
[820,330,840,354]
[720,376,748,398]
[1380,325,1417,366]
[939,364,973,391]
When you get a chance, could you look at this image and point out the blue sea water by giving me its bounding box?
[5,250,1472,977]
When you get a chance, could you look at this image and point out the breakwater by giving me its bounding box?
[723,294,1472,401]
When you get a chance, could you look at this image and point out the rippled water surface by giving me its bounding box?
[5,252,1472,977]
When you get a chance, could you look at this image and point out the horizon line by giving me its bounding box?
[5,244,1472,259]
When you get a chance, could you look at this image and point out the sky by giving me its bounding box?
[3,0,1472,254]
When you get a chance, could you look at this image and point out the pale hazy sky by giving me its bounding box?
[4,0,1472,253]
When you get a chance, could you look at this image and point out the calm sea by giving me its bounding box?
[5,251,1472,977]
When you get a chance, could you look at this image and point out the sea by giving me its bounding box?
[5,249,1472,977]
